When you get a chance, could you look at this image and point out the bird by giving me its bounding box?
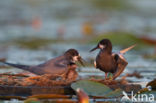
[90,39,136,80]
[0,49,84,79]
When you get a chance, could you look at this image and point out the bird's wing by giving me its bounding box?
[33,56,70,75]
[119,44,136,55]
[112,44,136,79]
[1,62,31,71]
[112,53,128,80]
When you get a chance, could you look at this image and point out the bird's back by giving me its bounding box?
[29,55,69,75]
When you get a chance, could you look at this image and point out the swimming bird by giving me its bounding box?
[0,49,84,79]
[90,39,135,80]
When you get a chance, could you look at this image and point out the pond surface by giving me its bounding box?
[0,0,156,40]
[0,43,155,103]
[0,0,156,102]
[0,44,155,87]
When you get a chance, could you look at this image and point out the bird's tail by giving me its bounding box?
[0,61,30,71]
[120,44,136,54]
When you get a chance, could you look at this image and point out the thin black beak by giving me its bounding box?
[90,45,99,52]
[78,56,85,66]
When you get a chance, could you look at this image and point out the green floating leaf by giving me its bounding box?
[105,88,122,98]
[71,80,122,98]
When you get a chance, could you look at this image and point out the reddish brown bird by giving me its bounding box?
[90,39,135,80]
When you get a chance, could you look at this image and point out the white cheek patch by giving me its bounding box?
[99,44,105,49]
[73,56,79,62]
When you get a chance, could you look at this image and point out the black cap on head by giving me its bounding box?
[90,39,112,52]
[65,49,84,66]
[99,39,111,46]
[65,49,79,57]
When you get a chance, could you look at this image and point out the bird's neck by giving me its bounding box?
[64,55,74,63]
[101,47,112,55]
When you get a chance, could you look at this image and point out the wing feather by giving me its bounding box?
[120,44,136,54]
[112,53,128,80]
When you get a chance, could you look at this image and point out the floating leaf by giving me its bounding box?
[71,80,122,98]
[104,88,122,98]
[71,80,112,96]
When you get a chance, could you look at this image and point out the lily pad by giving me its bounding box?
[105,88,122,98]
[71,80,122,98]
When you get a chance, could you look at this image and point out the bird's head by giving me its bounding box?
[65,49,84,66]
[90,39,112,53]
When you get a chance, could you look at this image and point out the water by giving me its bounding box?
[0,0,156,40]
[0,0,156,102]
[0,44,155,86]
[0,44,155,102]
